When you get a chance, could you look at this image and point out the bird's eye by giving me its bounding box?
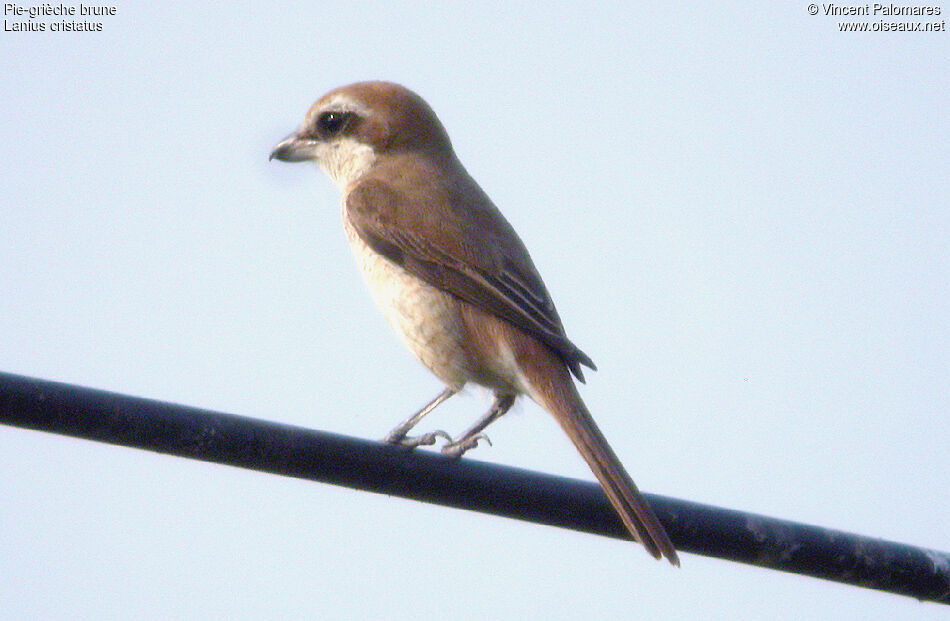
[316,111,351,137]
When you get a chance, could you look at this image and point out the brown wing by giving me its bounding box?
[346,174,595,382]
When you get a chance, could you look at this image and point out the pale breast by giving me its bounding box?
[342,211,474,389]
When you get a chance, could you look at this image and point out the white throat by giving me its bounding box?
[317,137,377,189]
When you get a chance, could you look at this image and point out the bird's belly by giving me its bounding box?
[343,217,473,389]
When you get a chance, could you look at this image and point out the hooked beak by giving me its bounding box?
[269,133,319,162]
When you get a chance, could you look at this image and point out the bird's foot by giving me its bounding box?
[383,429,452,449]
[441,433,492,459]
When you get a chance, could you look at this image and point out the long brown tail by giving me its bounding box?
[463,308,678,564]
[556,395,679,564]
[523,347,679,564]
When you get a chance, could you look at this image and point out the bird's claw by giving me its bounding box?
[442,433,492,459]
[383,429,452,448]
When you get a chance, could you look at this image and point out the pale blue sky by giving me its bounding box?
[1,2,947,619]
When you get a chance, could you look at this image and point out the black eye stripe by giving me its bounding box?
[316,111,354,137]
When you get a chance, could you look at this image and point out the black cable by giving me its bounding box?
[1,371,947,604]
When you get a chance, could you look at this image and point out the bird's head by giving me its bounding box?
[270,81,454,188]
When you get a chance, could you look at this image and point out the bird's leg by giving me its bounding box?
[442,394,516,458]
[383,387,456,448]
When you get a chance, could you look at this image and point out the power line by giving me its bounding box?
[1,371,947,604]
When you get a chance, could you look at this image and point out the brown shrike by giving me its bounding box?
[271,81,678,564]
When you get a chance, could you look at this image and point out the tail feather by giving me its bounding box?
[522,348,679,564]
[467,309,678,564]
[558,403,679,565]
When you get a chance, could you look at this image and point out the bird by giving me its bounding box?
[270,81,678,564]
